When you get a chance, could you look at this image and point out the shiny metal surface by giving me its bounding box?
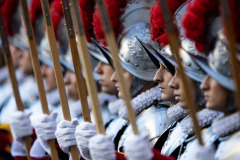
[194,30,240,91]
[161,122,188,156]
[119,23,158,81]
[215,131,240,160]
[179,128,219,160]
[117,106,171,153]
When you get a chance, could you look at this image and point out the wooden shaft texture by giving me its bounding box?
[71,0,105,134]
[0,9,33,158]
[40,0,80,159]
[61,0,91,123]
[19,1,60,159]
[159,0,203,145]
[95,0,139,135]
[220,0,240,113]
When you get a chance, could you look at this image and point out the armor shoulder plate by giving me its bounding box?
[215,131,240,160]
[117,105,171,153]
[179,127,219,160]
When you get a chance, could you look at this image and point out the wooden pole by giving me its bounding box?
[39,0,79,159]
[19,0,60,159]
[70,0,105,134]
[220,0,240,114]
[60,0,91,123]
[159,0,203,145]
[0,9,32,160]
[94,0,139,135]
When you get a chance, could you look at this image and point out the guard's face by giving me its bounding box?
[169,68,197,108]
[201,75,228,113]
[19,50,33,74]
[111,69,133,98]
[41,64,57,92]
[94,61,117,95]
[64,70,79,101]
[154,63,175,103]
[9,43,23,68]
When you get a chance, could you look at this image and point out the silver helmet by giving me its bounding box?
[116,0,157,81]
[118,23,158,81]
[193,30,239,92]
[141,1,206,82]
[90,39,110,66]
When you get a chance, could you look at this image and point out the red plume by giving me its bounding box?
[30,0,42,24]
[93,0,128,46]
[1,0,19,35]
[50,0,63,40]
[224,0,240,43]
[79,0,95,42]
[150,0,187,46]
[181,0,219,53]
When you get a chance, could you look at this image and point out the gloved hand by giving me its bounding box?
[191,143,216,160]
[125,133,153,160]
[55,118,79,153]
[10,110,33,140]
[30,139,48,159]
[89,134,116,160]
[75,122,96,160]
[11,139,27,157]
[34,112,58,155]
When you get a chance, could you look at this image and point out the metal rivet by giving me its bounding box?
[126,59,130,62]
[135,63,138,67]
[144,66,148,69]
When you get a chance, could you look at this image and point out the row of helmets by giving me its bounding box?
[1,0,239,97]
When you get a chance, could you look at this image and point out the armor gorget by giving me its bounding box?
[212,112,240,137]
[180,109,223,135]
[118,86,162,120]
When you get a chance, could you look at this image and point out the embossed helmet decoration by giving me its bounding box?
[141,0,206,82]
[93,0,158,82]
[182,0,240,92]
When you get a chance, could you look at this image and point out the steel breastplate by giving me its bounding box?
[106,116,128,141]
[161,122,188,156]
[179,127,219,160]
[215,131,240,160]
[117,105,171,153]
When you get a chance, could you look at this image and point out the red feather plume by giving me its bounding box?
[30,0,43,24]
[181,0,219,53]
[50,0,63,40]
[150,0,187,46]
[93,0,128,46]
[223,0,240,43]
[79,0,95,42]
[1,0,19,35]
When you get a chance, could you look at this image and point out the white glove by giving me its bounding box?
[89,134,116,160]
[125,133,153,160]
[10,110,33,140]
[11,139,26,157]
[75,122,96,160]
[30,139,48,159]
[55,118,79,153]
[34,112,58,155]
[191,143,216,160]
